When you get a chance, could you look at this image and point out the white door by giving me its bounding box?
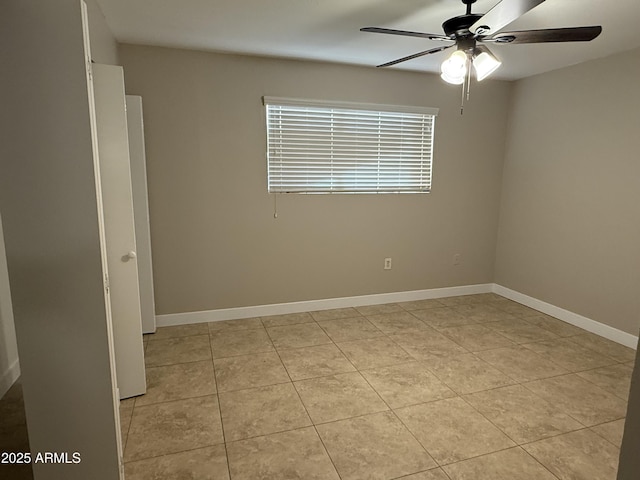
[126,96,157,334]
[82,4,125,477]
[92,63,146,399]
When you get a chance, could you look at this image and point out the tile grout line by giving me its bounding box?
[518,426,623,480]
[414,352,512,397]
[392,387,539,469]
[588,423,627,449]
[439,444,530,469]
[465,361,602,437]
[518,425,616,448]
[217,378,294,395]
[441,445,562,479]
[461,383,591,434]
[121,444,227,468]
[271,340,344,480]
[517,379,608,429]
[131,391,220,409]
[455,392,523,446]
[120,402,133,457]
[518,373,627,427]
[573,375,631,402]
[474,348,572,383]
[474,338,623,386]
[353,365,442,472]
[519,447,563,480]
[207,329,233,480]
[189,396,480,447]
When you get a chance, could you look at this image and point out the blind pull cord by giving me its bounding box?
[273,193,278,219]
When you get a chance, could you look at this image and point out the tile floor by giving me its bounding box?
[0,293,634,480]
[120,293,634,480]
[0,380,32,480]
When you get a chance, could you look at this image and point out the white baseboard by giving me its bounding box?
[156,283,494,327]
[493,284,638,350]
[155,282,638,351]
[0,359,20,398]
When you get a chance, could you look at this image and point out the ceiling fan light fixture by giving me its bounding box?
[362,0,602,93]
[440,70,466,85]
[472,49,502,81]
[440,50,467,85]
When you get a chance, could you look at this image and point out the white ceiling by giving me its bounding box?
[96,0,640,80]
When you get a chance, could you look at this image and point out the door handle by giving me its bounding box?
[122,251,137,262]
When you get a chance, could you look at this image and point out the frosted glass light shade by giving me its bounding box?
[473,51,501,81]
[440,50,467,85]
[440,71,465,84]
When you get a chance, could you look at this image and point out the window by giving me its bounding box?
[264,97,437,194]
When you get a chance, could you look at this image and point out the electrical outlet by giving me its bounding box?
[384,258,392,270]
[453,254,461,266]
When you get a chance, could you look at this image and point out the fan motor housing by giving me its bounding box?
[442,14,483,38]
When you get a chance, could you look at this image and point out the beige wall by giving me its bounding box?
[119,45,511,315]
[0,0,118,402]
[86,0,119,64]
[495,47,640,335]
[0,1,120,478]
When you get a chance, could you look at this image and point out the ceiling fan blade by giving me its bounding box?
[486,26,602,44]
[470,0,547,36]
[377,45,454,68]
[361,27,452,42]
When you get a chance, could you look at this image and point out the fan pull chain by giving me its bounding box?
[460,55,472,115]
[466,58,472,101]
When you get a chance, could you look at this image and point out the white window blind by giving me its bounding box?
[264,97,437,194]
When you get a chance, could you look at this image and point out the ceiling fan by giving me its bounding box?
[361,0,602,84]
